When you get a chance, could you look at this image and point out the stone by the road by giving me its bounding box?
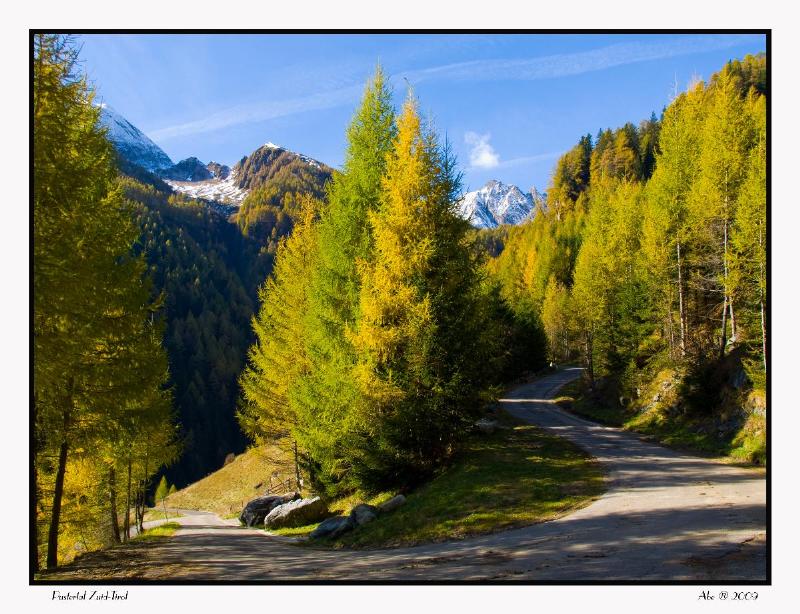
[475,418,498,434]
[349,503,378,526]
[377,494,406,514]
[239,493,300,527]
[264,496,329,529]
[309,515,355,539]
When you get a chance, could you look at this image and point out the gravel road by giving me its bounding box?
[46,368,766,582]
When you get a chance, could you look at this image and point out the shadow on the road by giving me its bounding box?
[62,501,764,582]
[41,369,765,583]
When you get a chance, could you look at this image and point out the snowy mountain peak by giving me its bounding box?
[97,104,173,172]
[457,180,544,229]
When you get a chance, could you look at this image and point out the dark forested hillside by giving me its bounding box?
[106,139,333,489]
[120,177,273,487]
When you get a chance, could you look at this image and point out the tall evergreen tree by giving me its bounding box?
[690,68,753,358]
[34,34,176,569]
[350,95,489,490]
[238,196,320,447]
[731,93,767,380]
[291,67,397,495]
[641,83,704,359]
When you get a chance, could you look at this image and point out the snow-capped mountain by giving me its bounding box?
[162,143,331,208]
[163,165,249,207]
[457,180,545,229]
[159,157,214,182]
[97,104,173,172]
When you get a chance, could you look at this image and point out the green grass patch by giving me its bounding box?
[625,410,729,456]
[143,508,184,522]
[131,522,181,542]
[304,415,604,549]
[554,379,626,426]
[558,373,766,465]
[269,524,319,537]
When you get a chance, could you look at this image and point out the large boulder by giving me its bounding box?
[239,492,300,527]
[264,496,329,529]
[309,515,355,539]
[378,494,406,514]
[349,503,379,527]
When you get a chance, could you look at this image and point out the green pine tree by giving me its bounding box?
[349,94,489,490]
[34,34,176,569]
[291,67,397,496]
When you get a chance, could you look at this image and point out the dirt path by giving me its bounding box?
[45,368,766,582]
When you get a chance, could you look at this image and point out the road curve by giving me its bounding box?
[55,368,767,582]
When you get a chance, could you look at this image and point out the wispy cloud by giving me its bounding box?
[149,84,364,142]
[464,132,500,169]
[147,35,759,142]
[495,151,563,169]
[402,35,757,84]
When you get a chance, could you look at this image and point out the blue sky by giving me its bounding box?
[77,33,766,192]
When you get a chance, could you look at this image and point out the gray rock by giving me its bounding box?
[475,418,498,434]
[240,492,300,527]
[731,367,748,390]
[349,503,379,526]
[309,515,355,539]
[264,496,329,529]
[378,494,406,514]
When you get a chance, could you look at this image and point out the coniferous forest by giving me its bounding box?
[490,54,767,458]
[32,33,767,572]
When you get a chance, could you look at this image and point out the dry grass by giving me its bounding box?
[164,442,295,516]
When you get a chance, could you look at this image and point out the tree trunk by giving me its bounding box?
[137,453,150,534]
[677,240,686,357]
[720,205,731,359]
[584,332,595,389]
[135,486,144,535]
[33,393,40,574]
[719,294,728,360]
[759,226,766,374]
[293,440,301,490]
[666,304,675,360]
[32,452,40,574]
[124,459,132,541]
[46,380,73,570]
[760,299,767,373]
[46,438,68,569]
[109,466,121,544]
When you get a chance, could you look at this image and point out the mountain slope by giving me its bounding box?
[233,143,333,246]
[457,180,545,229]
[160,143,332,216]
[98,104,174,172]
[121,178,274,488]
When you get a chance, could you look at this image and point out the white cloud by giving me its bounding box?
[465,132,500,169]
